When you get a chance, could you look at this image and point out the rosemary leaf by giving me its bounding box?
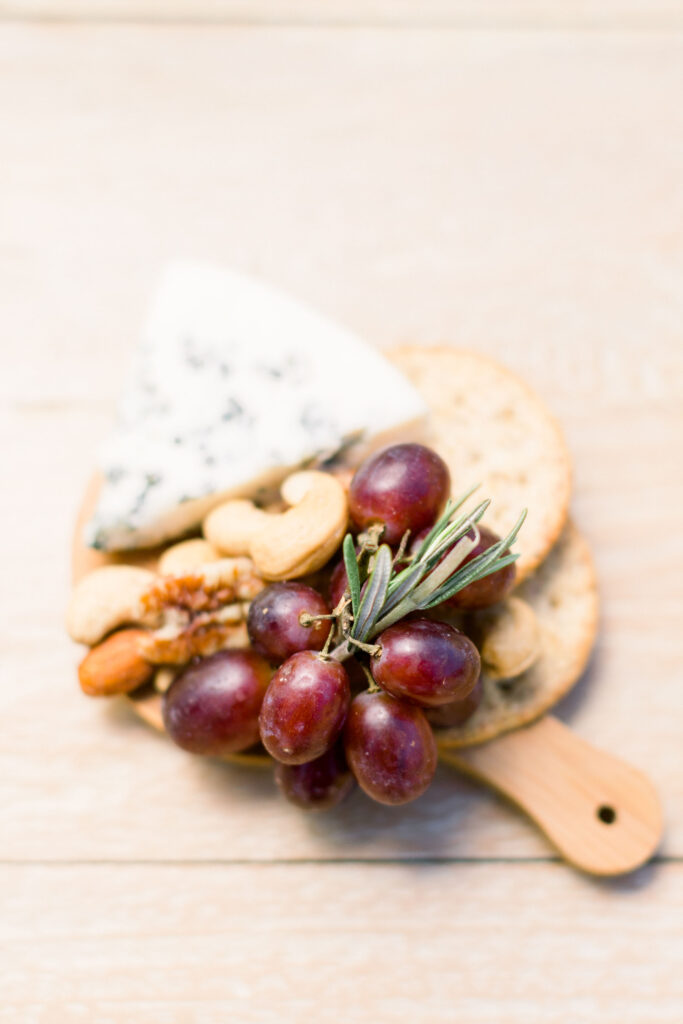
[425,551,519,608]
[419,500,490,565]
[425,510,527,607]
[342,533,361,619]
[412,484,480,561]
[369,599,420,636]
[410,531,480,605]
[353,544,393,641]
[381,562,427,614]
[411,498,455,561]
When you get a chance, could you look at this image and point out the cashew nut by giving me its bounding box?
[158,538,221,575]
[473,596,541,681]
[66,565,157,646]
[204,501,270,556]
[279,470,329,507]
[203,470,348,581]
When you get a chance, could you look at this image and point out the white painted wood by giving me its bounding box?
[1,21,682,1016]
[2,863,682,1022]
[1,1,682,28]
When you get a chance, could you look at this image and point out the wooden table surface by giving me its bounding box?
[2,6,682,1022]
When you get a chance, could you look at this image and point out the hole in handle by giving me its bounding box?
[597,804,617,825]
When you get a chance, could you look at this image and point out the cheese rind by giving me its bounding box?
[85,264,428,551]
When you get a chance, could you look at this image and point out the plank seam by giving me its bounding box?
[1,17,683,31]
[0,855,678,866]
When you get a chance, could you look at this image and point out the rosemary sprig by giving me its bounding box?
[353,545,392,637]
[330,487,527,659]
[342,533,361,619]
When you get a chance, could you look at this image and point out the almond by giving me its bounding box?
[78,628,155,697]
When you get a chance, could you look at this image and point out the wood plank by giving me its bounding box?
[1,862,682,1022]
[1,1,683,29]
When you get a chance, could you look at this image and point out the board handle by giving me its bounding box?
[439,716,663,876]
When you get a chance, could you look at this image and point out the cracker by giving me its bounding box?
[388,346,572,582]
[434,521,599,749]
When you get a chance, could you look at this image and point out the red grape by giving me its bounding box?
[444,525,516,610]
[163,650,271,756]
[372,618,480,707]
[426,675,483,728]
[247,582,331,663]
[349,443,450,546]
[259,651,350,764]
[274,744,355,810]
[344,691,437,805]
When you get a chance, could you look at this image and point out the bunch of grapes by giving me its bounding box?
[163,443,523,810]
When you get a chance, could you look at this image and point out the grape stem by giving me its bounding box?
[328,636,381,663]
[328,639,353,663]
[299,611,337,628]
[355,523,385,558]
[344,636,382,658]
[320,593,353,661]
[392,529,412,567]
[358,660,381,694]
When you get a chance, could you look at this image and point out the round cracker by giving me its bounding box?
[388,346,572,582]
[435,521,598,749]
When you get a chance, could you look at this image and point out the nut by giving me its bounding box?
[140,607,251,664]
[158,538,221,575]
[204,471,348,581]
[140,558,264,620]
[472,596,541,681]
[186,559,264,601]
[78,628,155,696]
[279,470,328,506]
[66,565,157,646]
[154,666,177,694]
[204,502,270,556]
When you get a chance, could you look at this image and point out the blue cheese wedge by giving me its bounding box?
[85,264,428,551]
